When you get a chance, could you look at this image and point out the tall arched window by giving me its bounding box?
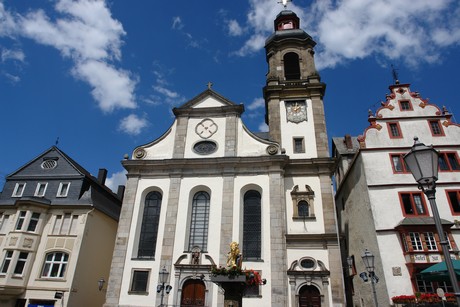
[188,192,210,251]
[138,191,162,258]
[243,190,261,259]
[284,52,301,80]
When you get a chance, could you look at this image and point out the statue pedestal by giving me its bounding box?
[210,275,247,307]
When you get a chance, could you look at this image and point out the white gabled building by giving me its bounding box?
[104,9,345,307]
[333,82,460,306]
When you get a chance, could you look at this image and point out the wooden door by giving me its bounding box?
[299,285,321,307]
[181,279,205,306]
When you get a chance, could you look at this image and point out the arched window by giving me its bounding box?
[284,52,301,80]
[298,201,309,217]
[138,191,162,258]
[243,190,261,259]
[188,192,210,251]
[41,252,69,278]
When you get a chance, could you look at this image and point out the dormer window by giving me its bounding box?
[35,183,48,197]
[12,183,26,197]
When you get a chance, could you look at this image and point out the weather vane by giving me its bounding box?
[278,0,292,8]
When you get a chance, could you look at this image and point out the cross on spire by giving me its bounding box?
[278,0,292,8]
[207,81,213,89]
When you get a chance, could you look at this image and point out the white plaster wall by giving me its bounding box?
[285,176,325,234]
[237,123,274,157]
[377,233,414,299]
[184,117,227,158]
[119,178,171,306]
[193,96,228,108]
[139,124,176,160]
[279,99,318,158]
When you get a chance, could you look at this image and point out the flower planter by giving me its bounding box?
[210,275,246,283]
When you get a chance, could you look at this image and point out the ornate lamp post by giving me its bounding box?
[404,137,460,305]
[362,249,378,307]
[157,266,172,307]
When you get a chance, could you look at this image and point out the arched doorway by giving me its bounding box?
[181,279,205,306]
[299,285,321,307]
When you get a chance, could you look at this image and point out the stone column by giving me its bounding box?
[104,176,139,307]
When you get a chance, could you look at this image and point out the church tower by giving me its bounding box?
[264,10,329,158]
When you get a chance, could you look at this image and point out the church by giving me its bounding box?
[104,8,344,307]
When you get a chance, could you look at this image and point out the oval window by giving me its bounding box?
[193,141,217,155]
[300,259,315,269]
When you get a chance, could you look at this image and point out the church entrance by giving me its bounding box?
[299,285,321,307]
[181,279,205,307]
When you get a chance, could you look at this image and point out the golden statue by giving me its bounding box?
[226,241,242,268]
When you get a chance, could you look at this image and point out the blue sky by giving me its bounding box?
[1,0,459,191]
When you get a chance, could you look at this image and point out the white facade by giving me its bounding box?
[104,9,345,307]
[334,82,460,306]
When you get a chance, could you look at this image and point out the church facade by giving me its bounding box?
[104,10,344,307]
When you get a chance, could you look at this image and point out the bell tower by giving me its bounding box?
[263,10,329,158]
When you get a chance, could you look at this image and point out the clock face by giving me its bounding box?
[286,101,307,123]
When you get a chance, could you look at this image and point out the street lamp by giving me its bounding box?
[362,249,379,307]
[404,137,460,306]
[157,266,172,307]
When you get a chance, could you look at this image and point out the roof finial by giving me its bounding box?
[278,0,292,9]
[207,81,213,89]
[55,137,60,146]
[391,64,399,85]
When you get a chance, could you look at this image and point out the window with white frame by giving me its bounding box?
[15,211,40,232]
[27,213,40,232]
[15,211,27,230]
[401,233,409,252]
[13,252,28,275]
[444,232,453,250]
[409,232,423,251]
[0,251,13,274]
[12,183,26,197]
[34,183,48,197]
[57,182,70,197]
[130,270,149,293]
[424,232,437,251]
[41,252,69,278]
[52,214,78,235]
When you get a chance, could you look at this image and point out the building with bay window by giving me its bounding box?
[104,8,345,307]
[0,146,123,307]
[333,82,460,306]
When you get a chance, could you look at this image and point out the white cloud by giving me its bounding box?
[172,16,183,30]
[2,72,20,83]
[106,169,127,192]
[228,19,244,36]
[119,114,149,135]
[247,97,265,110]
[1,48,25,62]
[258,121,269,132]
[151,69,186,106]
[1,0,138,113]
[236,0,460,68]
[0,2,17,37]
[73,60,136,112]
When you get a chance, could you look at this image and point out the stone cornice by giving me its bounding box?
[286,233,340,249]
[173,105,244,118]
[123,155,289,177]
[285,157,336,176]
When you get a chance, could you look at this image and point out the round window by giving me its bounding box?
[193,141,217,155]
[300,258,315,269]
